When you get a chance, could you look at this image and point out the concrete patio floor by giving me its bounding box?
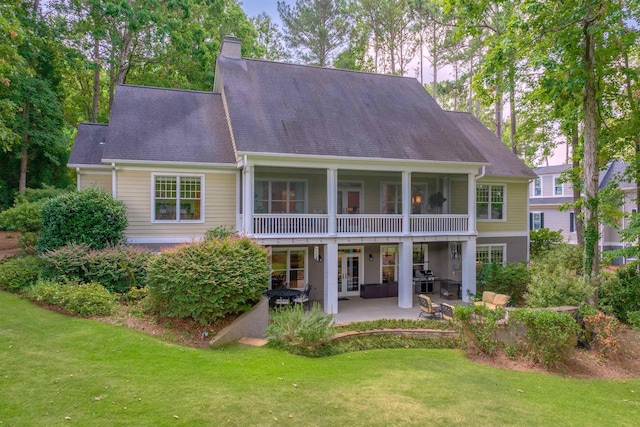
[330,294,465,324]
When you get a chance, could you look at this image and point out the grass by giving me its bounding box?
[1,291,640,426]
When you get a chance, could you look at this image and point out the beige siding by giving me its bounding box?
[449,179,468,214]
[80,173,112,193]
[117,169,236,239]
[477,181,529,233]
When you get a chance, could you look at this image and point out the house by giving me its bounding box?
[68,36,536,314]
[530,160,636,262]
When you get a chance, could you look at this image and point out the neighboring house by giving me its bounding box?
[68,36,536,314]
[530,160,636,262]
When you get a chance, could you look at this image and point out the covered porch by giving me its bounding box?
[265,239,477,315]
[331,294,465,324]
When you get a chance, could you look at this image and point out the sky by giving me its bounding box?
[240,1,285,22]
[238,0,566,166]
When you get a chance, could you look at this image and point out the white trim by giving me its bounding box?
[113,165,237,174]
[239,151,488,168]
[255,178,308,214]
[78,170,112,175]
[337,245,364,297]
[530,177,542,198]
[111,163,117,199]
[102,158,237,168]
[68,164,112,169]
[243,154,485,174]
[477,231,529,238]
[476,243,507,266]
[379,244,399,283]
[531,212,543,230]
[127,236,204,244]
[270,247,309,289]
[151,173,206,224]
[476,183,506,222]
[337,180,364,214]
[553,175,564,196]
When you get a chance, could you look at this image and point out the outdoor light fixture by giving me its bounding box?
[369,254,374,262]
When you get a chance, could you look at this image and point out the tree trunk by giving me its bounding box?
[582,7,600,283]
[509,73,517,155]
[419,34,423,86]
[571,129,584,246]
[92,36,100,123]
[19,100,30,194]
[494,92,503,141]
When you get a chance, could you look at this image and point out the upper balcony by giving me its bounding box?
[239,167,475,239]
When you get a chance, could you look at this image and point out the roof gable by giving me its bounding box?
[217,57,489,164]
[68,123,108,166]
[445,111,536,178]
[102,85,236,164]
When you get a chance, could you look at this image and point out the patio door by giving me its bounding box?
[337,183,362,214]
[337,247,363,296]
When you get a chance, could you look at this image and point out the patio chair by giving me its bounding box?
[293,283,312,310]
[273,297,291,308]
[418,294,442,320]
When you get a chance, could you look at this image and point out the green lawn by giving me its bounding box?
[1,291,639,426]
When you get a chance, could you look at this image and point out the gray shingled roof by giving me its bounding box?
[68,123,108,166]
[102,85,236,164]
[533,164,572,175]
[217,56,489,164]
[530,196,573,206]
[444,111,536,178]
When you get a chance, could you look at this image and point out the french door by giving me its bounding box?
[337,247,363,296]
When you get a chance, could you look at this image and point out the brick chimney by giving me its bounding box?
[220,35,241,59]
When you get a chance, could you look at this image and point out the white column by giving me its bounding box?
[242,165,254,235]
[76,168,81,191]
[468,173,476,234]
[324,242,339,314]
[461,239,476,302]
[235,170,242,233]
[398,239,413,308]
[327,168,337,235]
[111,163,117,198]
[402,171,411,234]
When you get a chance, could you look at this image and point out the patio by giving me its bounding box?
[330,294,464,324]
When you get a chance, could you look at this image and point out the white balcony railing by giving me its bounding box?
[249,214,469,236]
[410,214,468,233]
[253,214,328,235]
[337,214,403,234]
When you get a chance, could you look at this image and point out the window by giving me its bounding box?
[413,243,429,272]
[153,175,202,221]
[532,178,541,197]
[381,183,401,214]
[554,176,563,196]
[381,183,427,214]
[570,212,575,232]
[530,212,544,230]
[255,180,306,213]
[476,245,505,266]
[476,184,505,220]
[381,245,397,283]
[271,248,307,288]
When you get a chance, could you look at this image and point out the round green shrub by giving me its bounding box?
[41,243,154,293]
[37,188,128,252]
[509,309,579,368]
[146,236,269,324]
[27,279,117,317]
[0,256,44,292]
[599,262,640,324]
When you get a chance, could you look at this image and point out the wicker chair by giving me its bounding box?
[418,294,442,320]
